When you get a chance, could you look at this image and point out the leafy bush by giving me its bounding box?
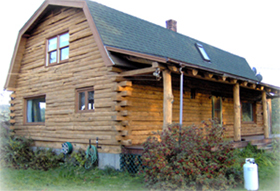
[272,98,280,134]
[0,127,63,170]
[142,120,240,190]
[29,149,64,170]
[0,125,96,171]
[0,130,34,169]
[63,149,87,168]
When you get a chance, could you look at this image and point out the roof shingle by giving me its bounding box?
[86,0,258,81]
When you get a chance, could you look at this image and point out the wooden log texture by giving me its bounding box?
[120,75,266,145]
[11,8,122,153]
[11,7,266,151]
[262,91,269,138]
[233,83,241,141]
[162,70,173,128]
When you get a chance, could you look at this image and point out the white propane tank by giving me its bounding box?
[243,158,259,191]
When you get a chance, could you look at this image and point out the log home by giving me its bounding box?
[5,0,280,169]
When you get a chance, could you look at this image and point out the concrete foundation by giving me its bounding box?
[98,152,120,170]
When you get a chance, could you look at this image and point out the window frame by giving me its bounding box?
[23,94,46,125]
[196,43,211,62]
[46,32,69,66]
[241,101,256,123]
[75,87,95,113]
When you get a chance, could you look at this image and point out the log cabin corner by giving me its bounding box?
[4,0,280,169]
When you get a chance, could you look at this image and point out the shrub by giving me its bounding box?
[63,149,87,168]
[29,148,64,170]
[0,127,63,170]
[0,129,34,169]
[142,120,240,190]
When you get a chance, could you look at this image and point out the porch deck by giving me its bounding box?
[124,135,279,155]
[230,135,272,149]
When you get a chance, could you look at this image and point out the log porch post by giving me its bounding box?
[233,83,241,141]
[163,69,173,129]
[262,91,269,138]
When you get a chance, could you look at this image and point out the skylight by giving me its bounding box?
[196,43,211,62]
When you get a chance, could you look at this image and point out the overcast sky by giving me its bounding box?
[1,0,279,104]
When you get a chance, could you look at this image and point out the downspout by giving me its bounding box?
[179,65,185,145]
[179,66,184,126]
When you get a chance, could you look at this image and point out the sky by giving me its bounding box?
[0,0,279,104]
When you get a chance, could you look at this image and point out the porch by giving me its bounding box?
[123,134,279,155]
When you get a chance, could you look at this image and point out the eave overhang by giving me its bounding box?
[106,46,280,96]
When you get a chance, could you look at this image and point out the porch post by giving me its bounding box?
[233,83,241,141]
[163,69,173,129]
[262,91,269,138]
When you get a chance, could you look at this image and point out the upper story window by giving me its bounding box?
[25,95,46,124]
[76,87,95,112]
[196,43,211,62]
[47,32,69,65]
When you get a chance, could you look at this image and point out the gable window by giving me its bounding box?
[76,87,94,112]
[212,96,222,124]
[25,95,46,123]
[196,43,211,62]
[47,32,69,65]
[242,102,254,122]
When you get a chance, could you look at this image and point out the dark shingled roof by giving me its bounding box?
[86,0,258,81]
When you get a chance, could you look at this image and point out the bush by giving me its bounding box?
[29,148,64,170]
[0,129,34,169]
[272,98,280,134]
[0,125,97,171]
[142,120,240,190]
[63,149,87,168]
[0,127,63,170]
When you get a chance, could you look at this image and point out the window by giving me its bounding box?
[196,43,211,62]
[191,88,196,99]
[212,96,222,124]
[47,32,69,65]
[76,87,94,112]
[25,96,46,123]
[242,102,254,122]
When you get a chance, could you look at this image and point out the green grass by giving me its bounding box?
[1,141,279,191]
[0,166,147,191]
[230,160,280,191]
[1,161,279,191]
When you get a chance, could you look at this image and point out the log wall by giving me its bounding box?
[10,7,266,151]
[223,100,264,137]
[121,75,265,145]
[124,80,164,145]
[11,7,121,153]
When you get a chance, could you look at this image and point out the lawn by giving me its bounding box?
[1,159,279,191]
[231,160,280,191]
[1,122,279,191]
[0,166,147,191]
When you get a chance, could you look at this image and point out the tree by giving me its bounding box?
[271,98,280,134]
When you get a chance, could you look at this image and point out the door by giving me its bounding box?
[212,96,222,124]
